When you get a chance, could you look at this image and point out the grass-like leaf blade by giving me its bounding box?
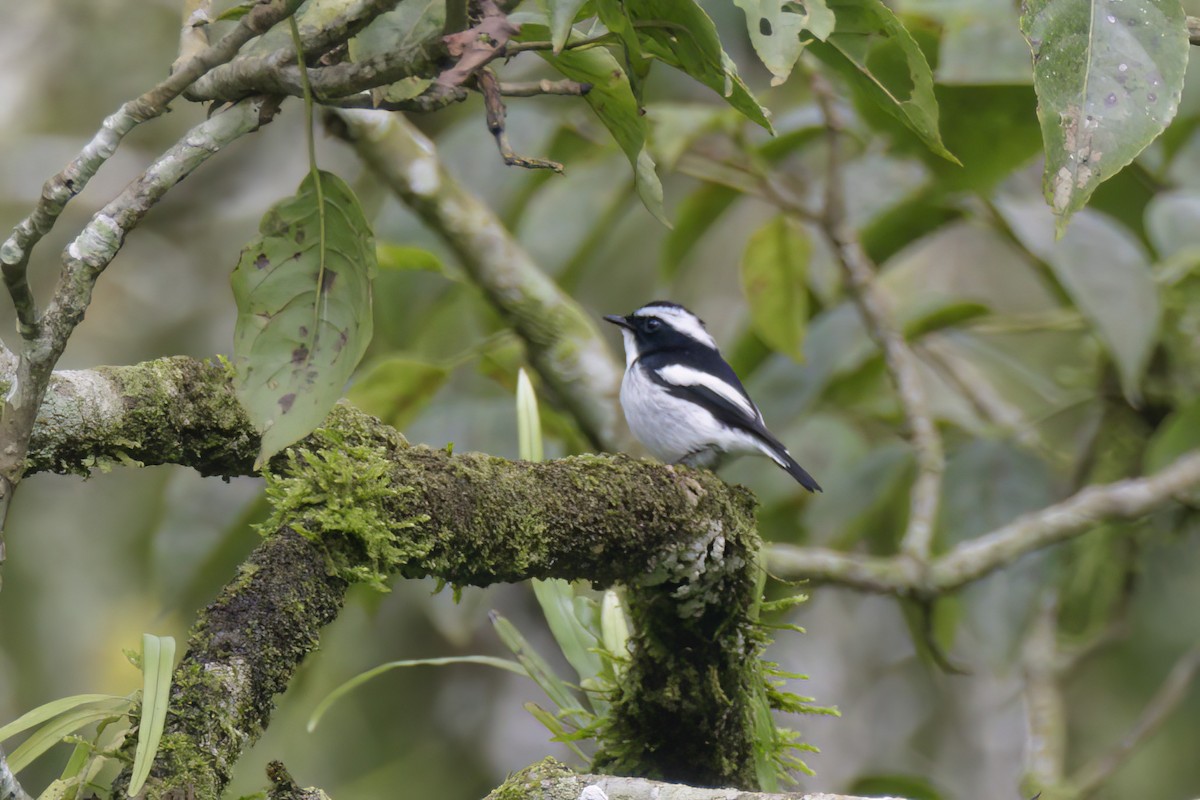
[307,656,527,732]
[127,634,175,797]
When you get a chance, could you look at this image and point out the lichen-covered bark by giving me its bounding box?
[36,356,766,795]
[116,530,347,800]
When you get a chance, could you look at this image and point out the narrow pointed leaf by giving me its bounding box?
[127,634,175,797]
[307,656,527,732]
[232,170,377,465]
[516,368,544,463]
[1021,0,1188,232]
[0,696,126,743]
[7,703,130,774]
[490,612,587,716]
[537,0,590,53]
[531,579,603,683]
[522,703,590,761]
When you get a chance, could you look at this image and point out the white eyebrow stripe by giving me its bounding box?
[657,363,760,422]
[633,306,717,349]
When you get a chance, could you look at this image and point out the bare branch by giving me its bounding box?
[1021,595,1069,790]
[0,0,302,339]
[328,109,629,452]
[806,69,945,563]
[498,78,593,97]
[485,759,904,800]
[1069,644,1200,797]
[478,69,565,172]
[173,0,213,74]
[769,450,1200,593]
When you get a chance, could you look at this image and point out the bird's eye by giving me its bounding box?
[644,318,661,331]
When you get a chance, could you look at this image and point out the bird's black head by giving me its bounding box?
[603,301,717,355]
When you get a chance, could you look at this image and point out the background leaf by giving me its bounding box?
[740,215,810,360]
[232,170,377,465]
[733,0,835,86]
[997,197,1160,402]
[808,0,956,162]
[1021,0,1188,231]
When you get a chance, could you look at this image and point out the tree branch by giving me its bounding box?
[769,449,1200,594]
[327,109,628,452]
[484,758,902,800]
[806,70,944,563]
[0,0,301,337]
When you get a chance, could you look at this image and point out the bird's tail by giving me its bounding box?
[770,448,822,493]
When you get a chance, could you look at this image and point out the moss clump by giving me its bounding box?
[261,426,429,590]
[485,758,576,800]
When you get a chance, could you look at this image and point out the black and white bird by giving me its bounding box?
[604,301,821,492]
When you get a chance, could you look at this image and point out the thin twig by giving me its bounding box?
[1021,595,1069,790]
[768,449,1200,593]
[0,0,301,340]
[477,69,564,173]
[172,0,213,74]
[806,68,945,562]
[1069,644,1200,797]
[496,78,593,97]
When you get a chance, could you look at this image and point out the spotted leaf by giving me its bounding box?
[232,170,376,466]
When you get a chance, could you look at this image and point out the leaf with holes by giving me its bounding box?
[741,216,810,361]
[232,171,376,466]
[1021,0,1187,233]
[628,0,772,131]
[807,0,956,162]
[734,0,835,86]
[513,16,668,224]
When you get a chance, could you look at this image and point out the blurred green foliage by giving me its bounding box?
[1,0,1199,799]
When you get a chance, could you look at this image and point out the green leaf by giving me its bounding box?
[232,170,377,466]
[347,356,448,431]
[537,0,591,54]
[740,216,810,361]
[599,589,629,662]
[733,0,835,85]
[307,656,527,732]
[516,368,544,462]
[531,579,603,683]
[935,3,1031,85]
[0,696,126,743]
[521,703,590,762]
[996,198,1160,402]
[513,18,668,225]
[490,611,587,717]
[375,244,445,274]
[807,0,956,162]
[1021,0,1188,232]
[1146,190,1200,263]
[627,0,773,131]
[1144,399,1200,473]
[127,634,175,797]
[662,183,740,279]
[7,702,130,774]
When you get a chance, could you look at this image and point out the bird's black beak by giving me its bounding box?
[603,314,634,330]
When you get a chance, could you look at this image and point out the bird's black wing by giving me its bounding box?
[640,349,822,492]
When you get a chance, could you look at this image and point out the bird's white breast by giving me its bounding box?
[619,363,767,465]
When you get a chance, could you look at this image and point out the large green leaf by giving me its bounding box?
[512,17,668,225]
[628,0,773,131]
[733,0,835,86]
[536,0,590,53]
[232,170,377,465]
[997,198,1160,402]
[1021,0,1188,232]
[740,216,810,361]
[807,0,956,162]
